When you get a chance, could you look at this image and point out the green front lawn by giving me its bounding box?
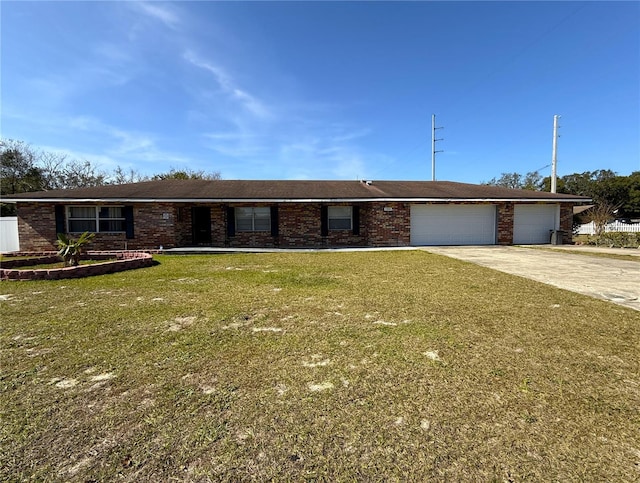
[1,251,638,481]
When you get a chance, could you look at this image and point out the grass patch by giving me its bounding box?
[1,251,639,480]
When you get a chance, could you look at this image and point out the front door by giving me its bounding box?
[192,207,212,244]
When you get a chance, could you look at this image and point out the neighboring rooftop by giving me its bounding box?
[3,179,591,202]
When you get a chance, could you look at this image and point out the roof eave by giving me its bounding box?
[4,197,591,203]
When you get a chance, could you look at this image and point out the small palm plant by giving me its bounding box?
[56,232,95,267]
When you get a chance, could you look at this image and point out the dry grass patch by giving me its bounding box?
[523,245,640,262]
[1,251,639,481]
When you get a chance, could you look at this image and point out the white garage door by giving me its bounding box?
[410,205,496,245]
[513,204,559,244]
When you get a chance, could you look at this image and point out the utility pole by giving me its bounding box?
[551,115,560,193]
[431,114,444,181]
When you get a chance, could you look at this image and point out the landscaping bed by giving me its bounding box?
[0,251,154,280]
[575,232,640,248]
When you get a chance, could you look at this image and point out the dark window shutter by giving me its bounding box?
[227,206,236,237]
[55,205,66,234]
[352,206,360,235]
[123,206,134,239]
[320,206,328,236]
[270,205,279,237]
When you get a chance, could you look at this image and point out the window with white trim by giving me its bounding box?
[235,207,271,232]
[67,206,126,233]
[328,206,352,230]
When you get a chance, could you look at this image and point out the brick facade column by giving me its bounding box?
[497,203,514,245]
[559,204,574,244]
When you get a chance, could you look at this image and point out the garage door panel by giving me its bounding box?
[513,205,558,244]
[410,205,496,245]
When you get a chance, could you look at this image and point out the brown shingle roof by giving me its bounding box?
[4,179,590,202]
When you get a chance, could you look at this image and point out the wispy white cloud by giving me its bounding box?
[17,43,135,111]
[117,4,372,179]
[4,2,381,181]
[131,2,181,30]
[197,109,378,179]
[332,152,367,180]
[67,115,192,165]
[183,50,271,119]
[92,42,134,65]
[278,138,367,180]
[68,116,153,152]
[329,128,372,144]
[203,130,268,158]
[24,77,72,107]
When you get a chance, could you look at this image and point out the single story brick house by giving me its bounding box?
[5,179,589,251]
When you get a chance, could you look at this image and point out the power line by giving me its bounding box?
[394,4,587,176]
[532,163,551,173]
[443,4,587,130]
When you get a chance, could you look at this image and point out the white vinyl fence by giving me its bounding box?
[0,217,20,253]
[576,220,640,236]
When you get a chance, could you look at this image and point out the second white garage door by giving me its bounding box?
[513,204,559,244]
[410,205,496,245]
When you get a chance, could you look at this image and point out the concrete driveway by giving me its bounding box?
[422,246,640,311]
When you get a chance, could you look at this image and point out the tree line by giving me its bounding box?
[1,139,221,216]
[484,169,640,219]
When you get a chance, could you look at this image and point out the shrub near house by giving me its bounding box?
[56,232,95,267]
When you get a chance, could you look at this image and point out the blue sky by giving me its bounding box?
[2,1,638,183]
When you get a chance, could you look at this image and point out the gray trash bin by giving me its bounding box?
[550,230,564,245]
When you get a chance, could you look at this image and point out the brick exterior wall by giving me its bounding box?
[16,200,577,251]
[367,202,411,246]
[16,203,58,251]
[497,203,514,245]
[560,203,574,244]
[277,203,366,248]
[224,203,367,248]
[16,202,181,251]
[174,206,193,247]
[132,202,179,250]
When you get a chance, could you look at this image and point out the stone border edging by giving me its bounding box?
[0,251,155,281]
[0,255,62,269]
